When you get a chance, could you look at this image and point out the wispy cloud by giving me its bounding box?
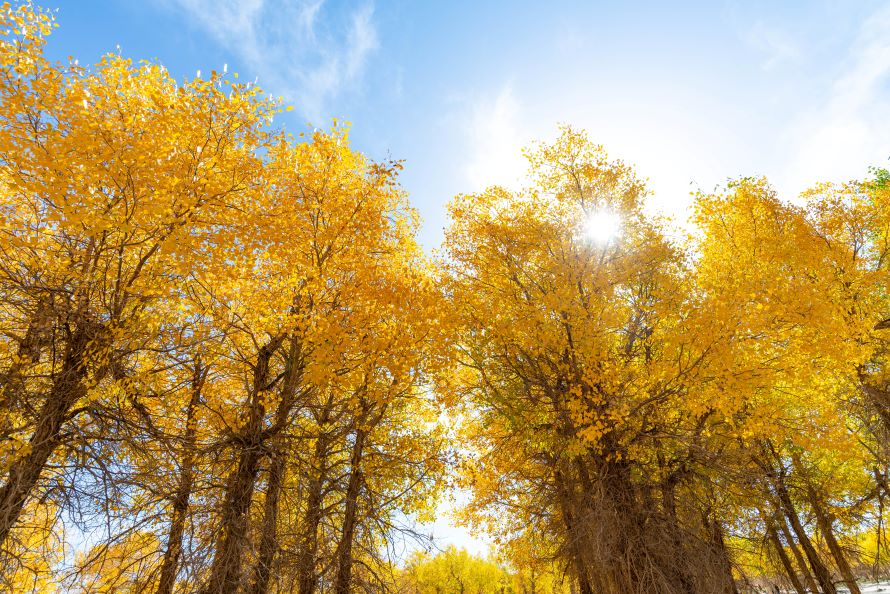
[744,21,801,71]
[462,84,527,192]
[163,0,378,123]
[779,3,890,196]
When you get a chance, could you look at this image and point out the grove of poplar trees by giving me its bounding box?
[0,3,887,593]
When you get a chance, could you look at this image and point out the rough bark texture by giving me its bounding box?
[296,414,332,594]
[156,361,206,594]
[767,523,807,594]
[0,296,53,413]
[548,384,736,594]
[0,323,92,546]
[553,467,594,594]
[858,372,890,432]
[332,424,367,594]
[777,518,820,594]
[202,336,283,594]
[806,483,861,594]
[706,514,740,594]
[248,445,286,594]
[774,473,837,594]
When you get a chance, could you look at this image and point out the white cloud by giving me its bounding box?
[425,492,491,557]
[744,21,801,71]
[778,4,890,196]
[463,84,528,192]
[164,0,378,123]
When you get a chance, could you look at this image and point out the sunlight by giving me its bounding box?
[15,3,888,591]
[582,209,622,244]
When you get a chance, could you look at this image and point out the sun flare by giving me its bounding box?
[582,210,622,244]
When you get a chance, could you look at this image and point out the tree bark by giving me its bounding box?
[248,444,286,594]
[0,323,91,546]
[858,372,890,432]
[774,471,837,594]
[296,416,332,594]
[707,514,740,594]
[778,517,820,594]
[245,335,305,594]
[0,295,53,413]
[202,335,283,594]
[553,467,593,594]
[805,483,860,594]
[767,522,807,594]
[659,477,698,593]
[156,360,206,594]
[332,424,368,594]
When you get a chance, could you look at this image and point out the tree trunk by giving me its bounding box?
[858,374,890,433]
[296,421,332,594]
[805,483,860,594]
[553,467,593,594]
[202,336,283,594]
[156,360,206,594]
[660,478,698,593]
[774,472,837,594]
[707,514,740,594]
[767,523,807,594]
[778,517,820,594]
[248,444,286,594]
[0,295,53,412]
[0,323,91,545]
[246,335,304,594]
[333,425,368,594]
[873,467,887,581]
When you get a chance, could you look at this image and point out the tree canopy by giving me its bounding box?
[0,3,888,593]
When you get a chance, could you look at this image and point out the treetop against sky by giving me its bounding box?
[44,0,890,249]
[2,2,890,593]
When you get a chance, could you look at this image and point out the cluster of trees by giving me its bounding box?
[0,4,447,593]
[445,131,890,593]
[397,546,568,594]
[0,3,888,593]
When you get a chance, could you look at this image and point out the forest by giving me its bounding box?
[0,3,888,593]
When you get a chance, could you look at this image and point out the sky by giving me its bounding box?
[43,0,890,555]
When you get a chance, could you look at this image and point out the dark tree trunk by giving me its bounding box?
[0,295,53,412]
[202,426,264,593]
[246,335,305,594]
[767,523,807,594]
[332,425,367,594]
[248,444,286,594]
[0,323,91,545]
[805,483,860,594]
[156,360,206,594]
[774,472,837,594]
[858,373,890,432]
[707,515,740,594]
[661,476,704,592]
[296,421,331,594]
[778,517,820,594]
[659,478,698,593]
[553,467,594,594]
[202,336,283,594]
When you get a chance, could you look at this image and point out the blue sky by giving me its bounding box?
[44,0,890,554]
[46,1,890,251]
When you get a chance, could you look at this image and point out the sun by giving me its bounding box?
[582,210,622,244]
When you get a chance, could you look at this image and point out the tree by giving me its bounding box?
[1,3,888,590]
[444,127,737,594]
[0,0,273,568]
